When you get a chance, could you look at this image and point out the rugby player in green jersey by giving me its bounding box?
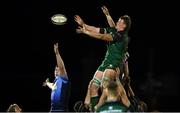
[74,6,131,111]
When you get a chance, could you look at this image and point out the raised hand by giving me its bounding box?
[54,43,59,54]
[76,25,86,34]
[101,6,110,16]
[74,15,84,26]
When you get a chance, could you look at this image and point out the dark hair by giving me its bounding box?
[106,81,118,95]
[120,15,131,32]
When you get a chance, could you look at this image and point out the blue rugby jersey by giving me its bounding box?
[51,75,69,111]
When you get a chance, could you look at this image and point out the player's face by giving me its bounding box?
[116,18,126,31]
[54,66,60,76]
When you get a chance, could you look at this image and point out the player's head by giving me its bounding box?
[105,80,119,97]
[116,15,131,32]
[7,104,22,113]
[54,65,60,76]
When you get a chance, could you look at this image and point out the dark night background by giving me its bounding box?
[0,0,180,112]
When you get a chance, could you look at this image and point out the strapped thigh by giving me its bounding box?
[92,77,101,87]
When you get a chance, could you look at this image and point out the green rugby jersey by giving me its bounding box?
[96,101,129,113]
[98,27,129,71]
